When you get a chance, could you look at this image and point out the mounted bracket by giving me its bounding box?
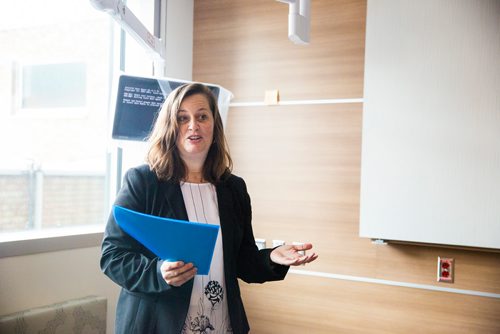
[276,0,311,45]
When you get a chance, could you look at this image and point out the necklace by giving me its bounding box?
[188,183,209,224]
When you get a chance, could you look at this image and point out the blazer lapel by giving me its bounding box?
[160,181,189,221]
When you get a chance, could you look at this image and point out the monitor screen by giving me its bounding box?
[111,75,220,141]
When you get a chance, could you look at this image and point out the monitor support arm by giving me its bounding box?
[89,0,165,60]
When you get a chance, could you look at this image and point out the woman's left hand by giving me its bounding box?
[270,243,318,266]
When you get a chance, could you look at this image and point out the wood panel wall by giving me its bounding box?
[193,0,500,333]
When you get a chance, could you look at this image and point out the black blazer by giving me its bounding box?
[100,164,288,334]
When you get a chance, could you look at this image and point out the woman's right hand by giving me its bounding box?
[160,261,197,287]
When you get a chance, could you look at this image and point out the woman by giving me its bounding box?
[100,83,318,334]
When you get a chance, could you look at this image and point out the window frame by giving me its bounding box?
[0,226,104,258]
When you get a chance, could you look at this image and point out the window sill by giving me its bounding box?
[0,225,104,258]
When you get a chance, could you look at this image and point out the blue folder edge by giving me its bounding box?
[113,205,219,275]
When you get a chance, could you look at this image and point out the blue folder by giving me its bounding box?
[113,205,219,275]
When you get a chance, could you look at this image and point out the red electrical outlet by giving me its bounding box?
[437,257,454,283]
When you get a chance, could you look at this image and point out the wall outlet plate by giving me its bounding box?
[255,238,266,250]
[437,257,454,283]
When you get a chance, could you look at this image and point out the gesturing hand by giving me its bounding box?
[160,261,197,287]
[270,243,318,266]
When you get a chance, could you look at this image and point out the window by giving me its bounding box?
[0,0,157,248]
[0,0,162,254]
[0,0,114,235]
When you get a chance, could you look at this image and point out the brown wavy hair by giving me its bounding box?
[146,82,232,183]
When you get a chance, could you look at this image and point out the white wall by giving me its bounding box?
[164,0,194,80]
[0,247,119,334]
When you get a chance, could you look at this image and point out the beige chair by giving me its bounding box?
[0,295,106,334]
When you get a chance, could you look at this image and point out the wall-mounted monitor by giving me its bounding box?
[111,74,228,141]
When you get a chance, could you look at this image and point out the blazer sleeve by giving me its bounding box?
[100,166,171,294]
[230,176,289,283]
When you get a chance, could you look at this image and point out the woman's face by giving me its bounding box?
[175,93,214,164]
